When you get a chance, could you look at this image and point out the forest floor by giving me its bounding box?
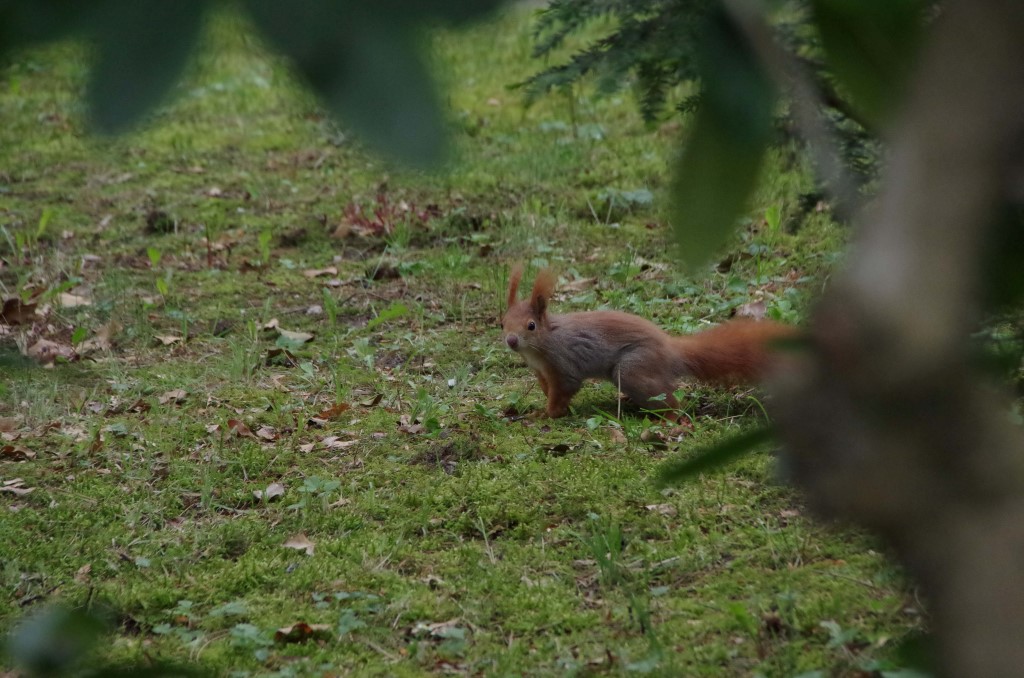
[0,6,922,677]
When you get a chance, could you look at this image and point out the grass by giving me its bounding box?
[0,6,920,677]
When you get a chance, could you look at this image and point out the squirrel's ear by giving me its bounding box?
[531,268,556,316]
[507,264,524,309]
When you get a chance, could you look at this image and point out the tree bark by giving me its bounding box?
[769,1,1024,675]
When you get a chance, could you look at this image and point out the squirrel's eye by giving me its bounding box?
[527,320,536,331]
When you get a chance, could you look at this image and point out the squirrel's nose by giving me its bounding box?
[505,334,519,350]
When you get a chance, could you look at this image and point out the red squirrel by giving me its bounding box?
[501,266,796,419]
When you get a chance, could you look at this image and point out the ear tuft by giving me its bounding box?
[507,264,524,310]
[531,268,556,316]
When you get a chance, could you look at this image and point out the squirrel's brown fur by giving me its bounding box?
[501,266,796,418]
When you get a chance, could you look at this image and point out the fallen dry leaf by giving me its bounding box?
[302,266,338,279]
[645,503,678,517]
[561,277,598,293]
[0,478,34,496]
[276,328,314,345]
[74,563,92,583]
[58,292,92,308]
[298,442,315,453]
[255,426,277,441]
[283,533,315,556]
[274,622,332,644]
[254,482,285,501]
[734,300,767,320]
[27,338,76,366]
[227,419,256,439]
[154,335,183,346]
[410,619,465,639]
[360,394,384,408]
[1,445,35,461]
[77,321,118,355]
[639,429,669,449]
[0,298,37,325]
[158,389,187,405]
[322,436,358,450]
[315,403,351,420]
[0,418,18,433]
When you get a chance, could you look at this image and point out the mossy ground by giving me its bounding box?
[1,7,920,677]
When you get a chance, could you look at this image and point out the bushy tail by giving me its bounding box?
[673,320,797,384]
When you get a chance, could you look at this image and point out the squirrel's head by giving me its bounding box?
[501,265,555,356]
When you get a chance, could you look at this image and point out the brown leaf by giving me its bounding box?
[283,533,315,556]
[315,403,351,420]
[561,277,597,292]
[255,426,278,441]
[274,622,332,644]
[360,393,384,408]
[158,389,187,405]
[1,445,35,461]
[302,266,338,279]
[77,322,118,355]
[0,417,19,432]
[27,338,76,366]
[639,429,668,449]
[88,431,104,453]
[127,398,151,414]
[0,298,37,325]
[154,334,183,346]
[227,419,256,438]
[74,563,92,583]
[734,300,767,320]
[332,221,358,239]
[0,479,34,496]
[322,436,358,450]
[298,442,315,453]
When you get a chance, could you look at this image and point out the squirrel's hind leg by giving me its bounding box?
[618,372,682,421]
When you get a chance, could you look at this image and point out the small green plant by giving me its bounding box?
[70,326,88,346]
[764,203,782,241]
[293,475,342,512]
[578,513,625,588]
[323,287,339,325]
[349,336,376,370]
[366,301,409,330]
[257,228,273,265]
[410,387,449,433]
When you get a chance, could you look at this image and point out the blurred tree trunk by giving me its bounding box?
[770,0,1024,675]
